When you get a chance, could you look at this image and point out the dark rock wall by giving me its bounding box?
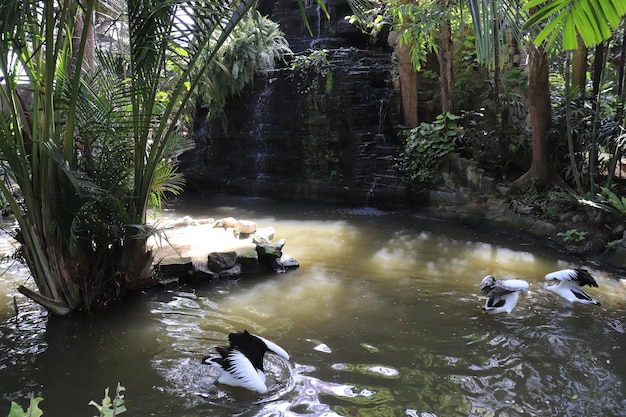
[181,0,409,207]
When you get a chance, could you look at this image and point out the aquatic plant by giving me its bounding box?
[6,384,126,417]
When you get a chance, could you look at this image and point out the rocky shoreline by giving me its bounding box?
[149,216,300,285]
[427,154,626,272]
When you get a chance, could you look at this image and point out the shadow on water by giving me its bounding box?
[1,195,626,416]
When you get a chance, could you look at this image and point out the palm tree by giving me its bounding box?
[0,0,258,315]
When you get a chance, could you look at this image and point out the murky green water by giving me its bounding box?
[1,196,625,416]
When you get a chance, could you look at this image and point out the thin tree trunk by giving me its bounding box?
[592,43,604,97]
[565,52,583,193]
[439,20,453,113]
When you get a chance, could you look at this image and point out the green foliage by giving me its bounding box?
[468,0,529,70]
[7,398,43,417]
[391,1,448,70]
[578,187,626,220]
[548,71,624,191]
[347,0,450,70]
[291,50,333,95]
[557,228,588,243]
[452,30,489,109]
[89,384,127,417]
[346,0,390,40]
[606,239,621,250]
[399,112,460,183]
[198,11,292,119]
[523,0,626,49]
[510,181,576,219]
[6,385,126,417]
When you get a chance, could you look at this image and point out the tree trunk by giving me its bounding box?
[391,0,419,128]
[439,20,453,113]
[396,39,419,128]
[513,46,562,188]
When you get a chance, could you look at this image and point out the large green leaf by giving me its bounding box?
[523,0,626,49]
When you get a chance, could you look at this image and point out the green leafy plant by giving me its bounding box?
[7,397,43,417]
[399,112,460,183]
[578,187,626,220]
[198,10,292,120]
[290,49,333,95]
[89,384,127,417]
[557,228,588,243]
[6,384,126,417]
[599,187,626,217]
[606,239,621,250]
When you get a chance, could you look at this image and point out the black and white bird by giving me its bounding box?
[480,275,529,314]
[544,268,601,306]
[203,330,290,393]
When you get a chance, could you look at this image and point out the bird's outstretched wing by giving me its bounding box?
[214,348,267,393]
[545,269,599,287]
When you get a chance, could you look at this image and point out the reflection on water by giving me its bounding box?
[1,196,625,416]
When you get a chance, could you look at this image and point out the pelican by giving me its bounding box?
[480,275,529,314]
[544,268,601,306]
[203,330,290,393]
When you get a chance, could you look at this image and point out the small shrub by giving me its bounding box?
[290,49,332,95]
[557,228,587,243]
[398,112,460,183]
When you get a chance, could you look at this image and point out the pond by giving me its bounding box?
[1,196,625,416]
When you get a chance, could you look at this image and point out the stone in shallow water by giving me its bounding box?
[279,253,299,269]
[253,227,276,244]
[235,220,257,237]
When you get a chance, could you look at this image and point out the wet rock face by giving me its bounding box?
[181,1,407,207]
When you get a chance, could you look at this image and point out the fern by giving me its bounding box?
[198,10,292,120]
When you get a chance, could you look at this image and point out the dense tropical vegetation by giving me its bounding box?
[349,0,626,226]
[0,0,326,315]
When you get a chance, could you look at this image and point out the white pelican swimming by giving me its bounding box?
[203,330,290,393]
[480,275,529,314]
[544,268,601,306]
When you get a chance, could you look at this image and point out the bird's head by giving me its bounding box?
[480,275,496,294]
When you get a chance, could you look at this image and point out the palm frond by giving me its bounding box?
[523,0,626,49]
[469,0,530,69]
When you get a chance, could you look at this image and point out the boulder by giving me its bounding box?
[219,264,242,279]
[157,256,193,278]
[253,227,276,244]
[208,251,238,271]
[235,220,257,237]
[256,239,287,272]
[279,253,300,270]
[187,263,219,281]
[214,216,238,229]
